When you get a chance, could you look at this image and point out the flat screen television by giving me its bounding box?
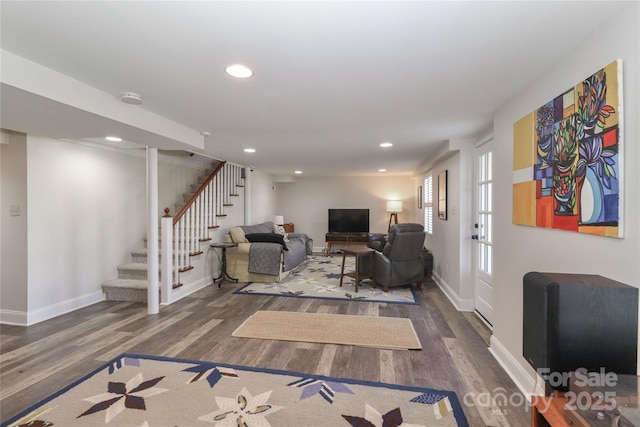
[328,209,369,233]
[523,272,638,393]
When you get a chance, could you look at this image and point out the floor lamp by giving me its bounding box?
[386,200,403,231]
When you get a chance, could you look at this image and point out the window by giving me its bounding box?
[424,174,433,234]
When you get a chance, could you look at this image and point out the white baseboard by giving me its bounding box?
[0,309,28,325]
[163,276,211,305]
[0,290,105,326]
[432,272,474,311]
[489,335,544,399]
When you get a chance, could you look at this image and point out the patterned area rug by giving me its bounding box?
[2,354,469,427]
[234,255,420,304]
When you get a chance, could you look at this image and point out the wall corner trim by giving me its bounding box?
[489,335,545,400]
[0,309,28,326]
[432,274,474,311]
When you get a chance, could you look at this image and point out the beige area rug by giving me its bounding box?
[232,310,423,350]
[2,354,468,426]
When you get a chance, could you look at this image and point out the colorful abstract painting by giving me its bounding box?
[512,60,623,237]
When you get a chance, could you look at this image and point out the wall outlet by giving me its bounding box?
[443,263,449,275]
[9,205,20,216]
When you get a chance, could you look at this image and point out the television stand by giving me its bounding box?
[325,232,369,254]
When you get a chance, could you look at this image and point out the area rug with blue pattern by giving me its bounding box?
[2,353,469,427]
[234,255,420,304]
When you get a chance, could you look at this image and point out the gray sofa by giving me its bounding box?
[224,221,313,282]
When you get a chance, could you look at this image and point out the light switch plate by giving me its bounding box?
[9,205,20,216]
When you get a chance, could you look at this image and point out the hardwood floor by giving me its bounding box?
[0,277,530,426]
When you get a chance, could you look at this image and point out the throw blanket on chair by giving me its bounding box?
[283,237,307,271]
[248,242,283,276]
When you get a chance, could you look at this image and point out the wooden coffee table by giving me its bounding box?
[339,246,376,292]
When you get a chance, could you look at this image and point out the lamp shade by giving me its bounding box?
[273,215,284,225]
[386,200,403,212]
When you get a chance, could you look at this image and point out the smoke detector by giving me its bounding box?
[120,92,143,105]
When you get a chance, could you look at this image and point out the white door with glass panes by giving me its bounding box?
[474,138,494,325]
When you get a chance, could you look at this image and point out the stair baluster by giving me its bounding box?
[172,161,227,278]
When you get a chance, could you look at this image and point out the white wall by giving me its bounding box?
[0,134,2,311]
[427,155,462,295]
[26,136,147,321]
[158,154,211,217]
[248,168,278,226]
[490,2,640,393]
[275,174,418,251]
[1,136,222,325]
[421,138,476,310]
[0,132,29,319]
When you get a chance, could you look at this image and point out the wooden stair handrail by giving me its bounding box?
[173,161,226,225]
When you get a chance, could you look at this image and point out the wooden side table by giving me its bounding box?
[531,392,571,427]
[339,246,376,292]
[531,375,640,427]
[210,242,238,287]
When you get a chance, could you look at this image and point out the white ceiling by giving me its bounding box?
[0,1,629,177]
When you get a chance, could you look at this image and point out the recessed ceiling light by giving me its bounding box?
[294,170,302,174]
[244,148,256,153]
[225,64,253,78]
[380,142,393,148]
[105,136,122,142]
[378,169,387,172]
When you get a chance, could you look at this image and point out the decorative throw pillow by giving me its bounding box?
[273,224,289,242]
[245,233,289,250]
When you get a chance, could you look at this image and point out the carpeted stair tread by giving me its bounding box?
[131,249,148,263]
[117,263,161,281]
[102,279,148,289]
[101,279,150,302]
[118,262,149,271]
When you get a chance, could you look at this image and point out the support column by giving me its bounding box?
[147,147,159,314]
[160,214,172,305]
[244,166,251,225]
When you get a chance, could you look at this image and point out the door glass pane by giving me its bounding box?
[484,245,490,272]
[477,149,493,277]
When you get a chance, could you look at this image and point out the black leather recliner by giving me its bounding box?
[360,223,426,291]
[367,233,388,252]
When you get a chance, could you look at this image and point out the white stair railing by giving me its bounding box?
[160,161,244,302]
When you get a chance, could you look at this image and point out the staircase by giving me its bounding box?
[101,160,244,303]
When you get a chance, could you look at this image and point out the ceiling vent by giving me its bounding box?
[120,92,142,105]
